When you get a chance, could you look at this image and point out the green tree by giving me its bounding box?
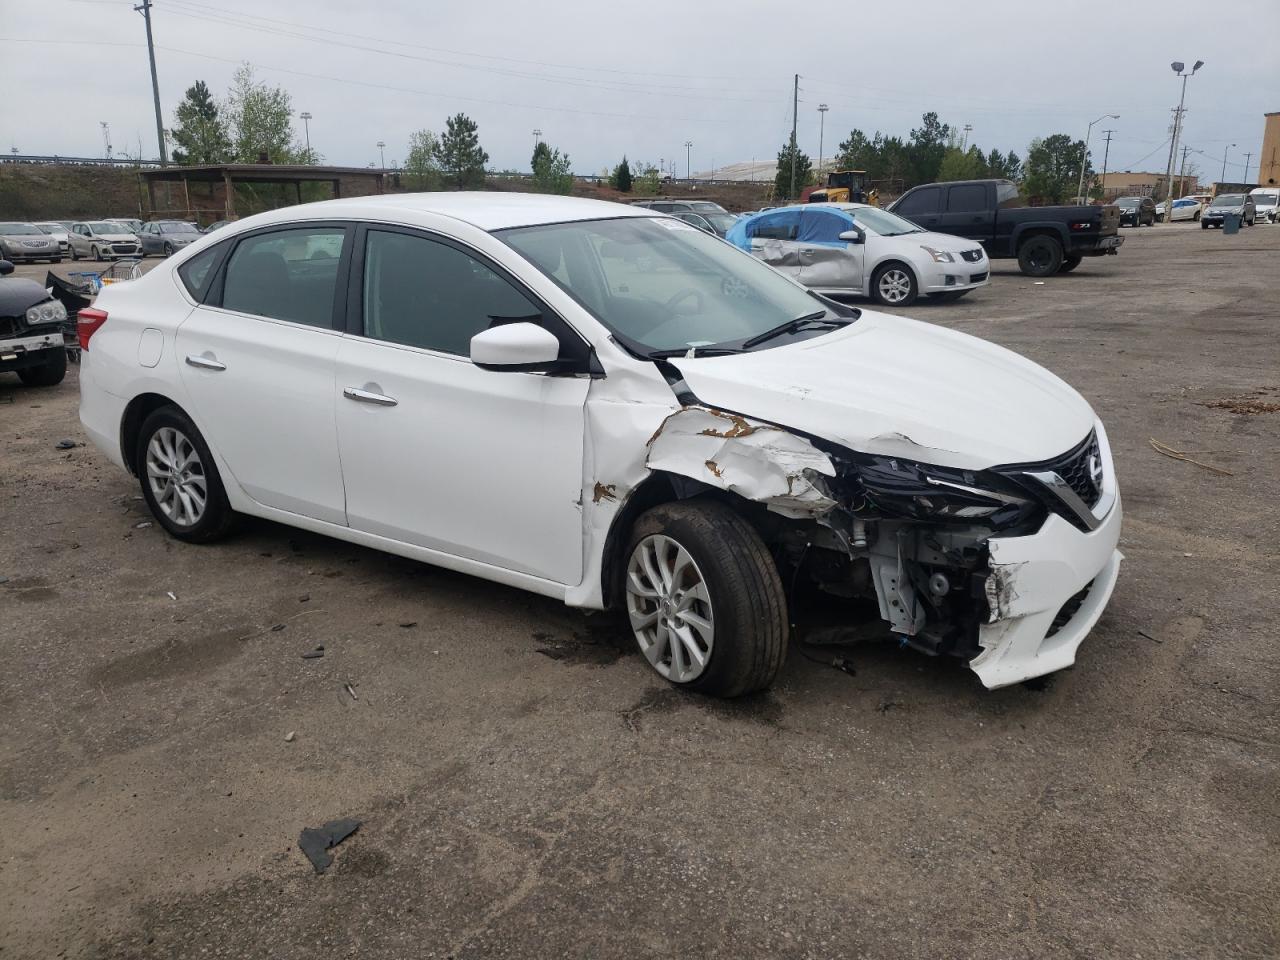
[937,145,984,182]
[434,113,489,189]
[1023,134,1088,204]
[532,144,574,194]
[633,164,661,196]
[611,156,633,192]
[984,148,1022,181]
[404,129,442,190]
[531,140,551,174]
[907,111,951,185]
[774,140,812,202]
[169,81,230,165]
[223,64,301,164]
[834,129,877,173]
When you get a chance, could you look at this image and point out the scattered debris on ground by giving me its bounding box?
[55,439,78,449]
[1200,388,1280,415]
[297,818,361,874]
[284,731,296,742]
[1149,438,1233,475]
[344,682,358,701]
[301,646,324,660]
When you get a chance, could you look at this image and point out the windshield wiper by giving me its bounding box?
[647,345,742,359]
[741,311,847,349]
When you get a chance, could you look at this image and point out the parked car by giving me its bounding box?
[1201,193,1256,228]
[0,222,63,263]
[105,218,145,235]
[1166,197,1205,222]
[673,210,739,238]
[1248,187,1279,223]
[139,220,203,257]
[34,222,71,255]
[78,194,1122,696]
[726,203,989,306]
[204,220,233,233]
[1115,197,1157,227]
[68,222,143,261]
[0,259,68,385]
[631,199,730,215]
[888,179,1122,277]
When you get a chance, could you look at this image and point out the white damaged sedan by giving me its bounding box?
[726,203,990,306]
[79,193,1120,697]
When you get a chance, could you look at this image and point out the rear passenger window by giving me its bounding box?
[895,186,941,216]
[947,184,987,212]
[221,227,346,327]
[362,230,541,356]
[747,212,799,241]
[177,243,225,302]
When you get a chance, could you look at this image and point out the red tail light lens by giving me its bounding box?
[77,307,108,350]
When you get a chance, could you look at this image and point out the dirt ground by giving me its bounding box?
[2,222,1278,959]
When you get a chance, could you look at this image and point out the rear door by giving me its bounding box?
[175,223,351,525]
[938,183,994,241]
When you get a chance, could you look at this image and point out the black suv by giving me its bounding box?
[1115,197,1156,227]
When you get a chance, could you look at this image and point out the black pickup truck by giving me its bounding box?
[888,179,1123,277]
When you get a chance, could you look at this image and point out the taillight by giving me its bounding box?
[77,307,108,350]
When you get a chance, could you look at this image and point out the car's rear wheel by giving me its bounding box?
[136,406,237,542]
[870,262,918,306]
[16,348,67,387]
[163,242,174,256]
[624,499,786,698]
[1059,254,1084,273]
[1017,235,1063,277]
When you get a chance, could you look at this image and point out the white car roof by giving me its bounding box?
[235,192,657,233]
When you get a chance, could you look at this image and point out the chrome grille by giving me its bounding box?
[960,249,984,263]
[1042,430,1102,507]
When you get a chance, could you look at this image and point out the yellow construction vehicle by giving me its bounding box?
[805,170,879,206]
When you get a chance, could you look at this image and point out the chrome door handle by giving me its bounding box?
[343,387,397,407]
[185,354,226,371]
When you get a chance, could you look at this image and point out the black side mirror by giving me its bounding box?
[0,260,13,276]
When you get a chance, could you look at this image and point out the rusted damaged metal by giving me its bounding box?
[646,406,838,519]
[592,482,618,503]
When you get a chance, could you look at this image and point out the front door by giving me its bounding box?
[335,226,589,584]
[176,224,351,525]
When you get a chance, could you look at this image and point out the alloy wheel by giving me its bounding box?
[625,534,715,683]
[877,268,912,304]
[145,426,208,527]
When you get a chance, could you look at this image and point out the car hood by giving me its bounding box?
[1,233,54,242]
[670,311,1096,470]
[94,233,138,241]
[0,278,54,318]
[902,231,985,256]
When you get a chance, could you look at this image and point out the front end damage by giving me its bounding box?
[642,405,1123,689]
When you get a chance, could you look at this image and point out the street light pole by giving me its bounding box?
[817,103,829,176]
[1163,60,1202,218]
[300,112,312,152]
[1077,113,1119,203]
[1242,152,1252,183]
[961,124,972,151]
[684,140,692,180]
[1220,143,1236,183]
[377,140,386,170]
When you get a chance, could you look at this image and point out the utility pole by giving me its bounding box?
[684,140,692,180]
[1178,144,1190,196]
[961,124,972,151]
[1100,129,1115,190]
[817,103,829,177]
[1242,151,1252,184]
[377,140,386,169]
[100,121,112,160]
[789,73,799,201]
[300,112,312,152]
[1220,143,1236,183]
[1163,60,1202,218]
[1077,113,1118,203]
[134,0,168,165]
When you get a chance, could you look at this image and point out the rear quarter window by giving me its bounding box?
[177,242,227,302]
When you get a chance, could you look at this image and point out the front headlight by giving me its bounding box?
[921,245,955,263]
[25,300,67,326]
[849,455,1035,524]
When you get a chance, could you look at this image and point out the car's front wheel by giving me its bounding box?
[136,406,237,542]
[624,499,787,698]
[870,262,918,306]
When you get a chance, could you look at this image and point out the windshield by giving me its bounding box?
[848,207,924,237]
[1210,195,1243,207]
[0,222,44,235]
[500,216,848,355]
[1116,198,1142,207]
[704,213,739,233]
[161,222,201,233]
[688,201,728,213]
[90,221,131,233]
[36,223,64,233]
[1253,192,1279,205]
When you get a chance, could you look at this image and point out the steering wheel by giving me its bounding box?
[665,287,704,314]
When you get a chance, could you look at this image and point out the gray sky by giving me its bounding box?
[3,0,1278,182]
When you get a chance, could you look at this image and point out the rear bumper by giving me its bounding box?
[78,353,130,471]
[970,497,1123,689]
[1074,235,1124,256]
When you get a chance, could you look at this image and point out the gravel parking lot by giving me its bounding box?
[2,222,1278,959]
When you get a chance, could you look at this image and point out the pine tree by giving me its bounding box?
[434,114,489,189]
[614,156,633,192]
[170,81,231,165]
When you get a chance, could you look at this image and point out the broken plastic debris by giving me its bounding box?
[398,621,417,628]
[55,439,77,449]
[284,731,296,742]
[271,623,286,632]
[298,817,361,874]
[134,521,153,529]
[1033,281,1046,285]
[166,591,177,601]
[301,646,325,660]
[344,682,358,701]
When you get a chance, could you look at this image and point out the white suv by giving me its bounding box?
[79,193,1122,696]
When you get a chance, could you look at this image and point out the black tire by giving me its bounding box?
[1193,209,1200,221]
[16,348,67,387]
[1016,234,1063,277]
[70,246,80,261]
[928,289,971,301]
[135,405,237,543]
[624,499,787,698]
[870,261,919,307]
[1201,221,1209,230]
[92,246,104,263]
[163,242,174,256]
[1059,254,1084,273]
